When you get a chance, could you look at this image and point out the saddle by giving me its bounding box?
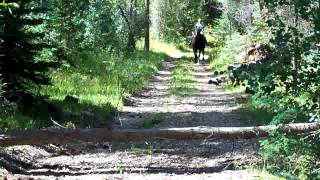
[192,33,206,47]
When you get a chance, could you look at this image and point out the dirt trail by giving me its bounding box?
[1,52,260,179]
[118,54,250,129]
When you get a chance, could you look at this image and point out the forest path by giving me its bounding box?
[2,52,261,179]
[117,52,250,129]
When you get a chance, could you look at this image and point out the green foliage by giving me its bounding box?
[151,0,222,42]
[48,0,120,52]
[226,0,320,177]
[213,0,262,37]
[260,132,320,179]
[270,109,297,125]
[232,0,320,121]
[47,0,150,52]
[222,83,245,93]
[0,2,19,8]
[118,0,147,50]
[162,0,206,42]
[210,33,250,72]
[202,0,223,24]
[0,80,14,129]
[238,95,274,125]
[0,1,59,103]
[0,77,36,130]
[37,49,165,128]
[246,20,271,44]
[116,52,165,94]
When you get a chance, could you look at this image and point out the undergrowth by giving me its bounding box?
[237,95,274,126]
[0,41,177,130]
[236,86,320,179]
[210,20,320,178]
[223,83,245,93]
[260,131,320,179]
[209,33,250,72]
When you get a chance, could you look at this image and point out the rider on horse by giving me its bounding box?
[194,18,204,35]
[191,18,207,63]
[190,18,204,45]
[189,18,204,45]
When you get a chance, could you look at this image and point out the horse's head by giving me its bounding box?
[196,28,202,36]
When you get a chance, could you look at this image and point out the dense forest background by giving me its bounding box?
[0,0,320,178]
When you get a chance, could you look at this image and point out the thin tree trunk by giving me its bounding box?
[144,0,150,51]
[40,0,48,8]
[258,0,265,20]
[118,5,136,51]
[1,123,319,146]
[317,0,320,43]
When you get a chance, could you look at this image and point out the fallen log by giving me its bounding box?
[0,123,319,146]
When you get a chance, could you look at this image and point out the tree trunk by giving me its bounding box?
[1,123,319,146]
[258,0,265,20]
[118,4,136,51]
[317,0,320,43]
[39,0,48,8]
[144,0,150,51]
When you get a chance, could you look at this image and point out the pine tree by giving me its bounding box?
[0,0,59,105]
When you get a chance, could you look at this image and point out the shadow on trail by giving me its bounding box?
[1,50,258,177]
[26,165,233,177]
[118,110,251,129]
[2,138,255,177]
[5,164,235,177]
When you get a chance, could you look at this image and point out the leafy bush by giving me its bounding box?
[210,33,250,72]
[229,0,320,177]
[247,20,271,44]
[0,78,22,130]
[232,1,320,122]
[260,132,320,179]
[0,1,59,104]
[36,43,168,128]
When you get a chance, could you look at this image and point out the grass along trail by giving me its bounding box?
[117,51,252,129]
[2,51,264,179]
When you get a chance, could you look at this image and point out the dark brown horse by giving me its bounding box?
[192,29,207,64]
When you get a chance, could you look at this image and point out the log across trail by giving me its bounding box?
[1,123,319,146]
[1,56,317,179]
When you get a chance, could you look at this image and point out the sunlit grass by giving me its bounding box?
[223,83,245,93]
[169,58,197,97]
[38,49,167,127]
[151,40,178,55]
[1,41,179,129]
[135,38,178,56]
